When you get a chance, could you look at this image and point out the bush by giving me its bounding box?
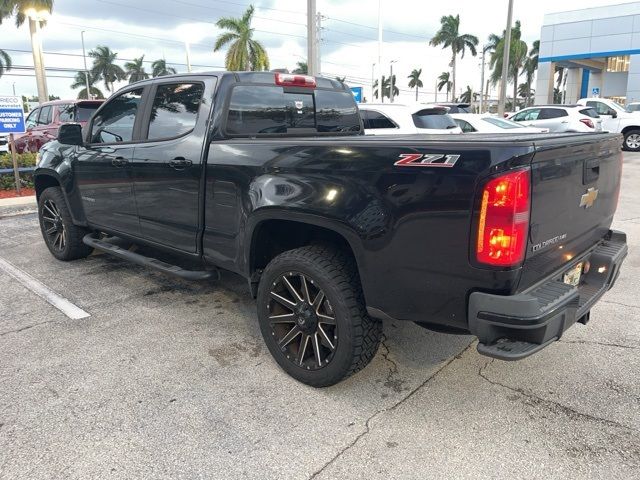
[0,152,37,190]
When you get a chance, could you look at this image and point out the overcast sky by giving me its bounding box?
[0,0,633,103]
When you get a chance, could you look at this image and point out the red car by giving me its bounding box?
[13,99,104,153]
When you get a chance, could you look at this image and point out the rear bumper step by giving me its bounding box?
[468,230,628,361]
[83,234,217,281]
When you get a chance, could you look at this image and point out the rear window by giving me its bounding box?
[412,109,458,130]
[579,108,600,118]
[225,86,360,136]
[76,106,98,122]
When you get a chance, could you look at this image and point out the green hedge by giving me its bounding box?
[0,153,37,190]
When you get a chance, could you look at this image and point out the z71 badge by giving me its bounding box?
[394,153,460,168]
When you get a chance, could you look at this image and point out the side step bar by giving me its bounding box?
[477,336,557,361]
[83,234,217,281]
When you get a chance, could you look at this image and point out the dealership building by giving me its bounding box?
[535,2,640,105]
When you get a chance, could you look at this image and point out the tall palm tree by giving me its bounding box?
[523,40,539,106]
[407,68,423,101]
[437,71,452,101]
[373,75,398,102]
[124,55,149,84]
[89,45,126,92]
[429,14,478,100]
[0,0,53,27]
[70,71,104,99]
[460,85,473,103]
[0,48,11,79]
[214,5,269,71]
[151,59,177,77]
[489,21,528,108]
[292,61,307,74]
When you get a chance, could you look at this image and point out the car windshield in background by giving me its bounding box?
[412,109,458,129]
[626,104,640,113]
[482,117,523,129]
[580,108,600,118]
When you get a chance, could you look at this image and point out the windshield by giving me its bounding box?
[482,117,523,129]
[627,104,640,113]
[609,101,626,112]
[412,109,458,129]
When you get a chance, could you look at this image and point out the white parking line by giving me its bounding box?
[0,257,90,320]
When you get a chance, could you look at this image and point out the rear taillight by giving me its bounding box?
[275,73,316,88]
[476,168,531,267]
[580,118,595,129]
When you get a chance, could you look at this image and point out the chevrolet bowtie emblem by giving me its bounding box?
[579,187,599,208]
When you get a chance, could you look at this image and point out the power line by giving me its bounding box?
[324,16,431,41]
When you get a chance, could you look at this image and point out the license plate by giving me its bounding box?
[563,262,583,287]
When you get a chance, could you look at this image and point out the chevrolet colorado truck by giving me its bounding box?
[34,72,628,387]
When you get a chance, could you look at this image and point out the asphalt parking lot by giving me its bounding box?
[1,154,639,480]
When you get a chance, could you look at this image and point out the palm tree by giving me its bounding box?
[0,48,11,79]
[489,21,528,108]
[292,61,307,74]
[151,59,177,77]
[460,85,474,103]
[437,71,452,101]
[335,76,346,83]
[522,40,539,106]
[124,55,149,84]
[407,68,423,101]
[0,1,53,26]
[89,45,126,92]
[214,5,269,71]
[373,75,398,102]
[70,71,104,99]
[429,14,478,100]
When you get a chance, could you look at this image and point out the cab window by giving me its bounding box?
[37,106,52,125]
[25,108,39,129]
[58,104,75,122]
[361,110,397,129]
[147,83,204,140]
[586,101,614,116]
[90,89,143,144]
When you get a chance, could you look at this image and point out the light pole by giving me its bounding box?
[377,0,383,104]
[307,0,318,75]
[26,8,49,104]
[480,45,488,113]
[498,0,514,116]
[389,60,397,103]
[371,62,376,102]
[81,31,91,99]
[12,83,16,96]
[185,41,192,73]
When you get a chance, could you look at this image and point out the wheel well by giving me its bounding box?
[34,175,60,199]
[621,126,640,136]
[250,219,357,279]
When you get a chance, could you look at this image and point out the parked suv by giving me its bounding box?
[508,105,602,133]
[0,134,8,154]
[359,103,462,135]
[13,99,104,153]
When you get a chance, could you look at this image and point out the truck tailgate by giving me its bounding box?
[519,133,623,289]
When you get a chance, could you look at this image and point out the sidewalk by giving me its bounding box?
[0,195,37,217]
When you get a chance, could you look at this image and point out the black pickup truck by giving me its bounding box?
[34,72,628,387]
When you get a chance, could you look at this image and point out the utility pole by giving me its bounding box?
[315,12,322,75]
[371,63,376,102]
[498,0,514,116]
[81,31,91,99]
[377,0,383,103]
[390,60,397,103]
[307,0,318,76]
[479,46,486,113]
[185,42,192,73]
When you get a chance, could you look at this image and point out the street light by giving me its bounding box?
[81,31,91,99]
[371,62,376,102]
[25,8,49,104]
[185,41,192,73]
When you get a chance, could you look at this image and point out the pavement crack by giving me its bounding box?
[379,335,404,393]
[0,320,56,337]
[558,339,638,350]
[308,341,475,480]
[478,359,638,433]
[601,300,640,310]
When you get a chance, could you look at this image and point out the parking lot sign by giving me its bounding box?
[350,86,363,103]
[0,96,25,134]
[591,87,600,98]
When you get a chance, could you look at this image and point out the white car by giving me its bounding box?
[358,103,462,135]
[450,114,549,134]
[578,97,640,151]
[0,134,8,154]
[626,102,640,113]
[508,105,602,133]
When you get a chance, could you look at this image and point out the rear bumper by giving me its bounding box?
[468,230,628,360]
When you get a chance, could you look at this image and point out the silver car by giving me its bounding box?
[508,105,602,133]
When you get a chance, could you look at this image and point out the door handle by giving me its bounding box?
[169,157,192,169]
[111,157,128,167]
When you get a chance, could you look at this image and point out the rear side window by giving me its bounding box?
[579,108,599,118]
[37,106,52,125]
[455,119,476,132]
[513,109,540,121]
[361,110,397,129]
[225,86,360,136]
[539,108,568,119]
[58,104,75,122]
[76,106,98,122]
[91,88,143,144]
[147,83,204,140]
[412,109,458,129]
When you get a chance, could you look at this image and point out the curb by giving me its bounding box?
[0,196,37,218]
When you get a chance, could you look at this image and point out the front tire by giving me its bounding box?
[623,129,640,151]
[257,245,382,387]
[38,186,93,261]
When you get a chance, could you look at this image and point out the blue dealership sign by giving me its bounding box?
[0,96,25,134]
[350,86,363,103]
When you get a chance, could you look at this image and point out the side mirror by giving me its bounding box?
[57,123,84,146]
[610,110,618,118]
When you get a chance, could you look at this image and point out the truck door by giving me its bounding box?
[130,79,211,253]
[75,87,145,235]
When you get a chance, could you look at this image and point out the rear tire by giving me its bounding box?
[257,245,382,387]
[38,186,93,261]
[623,129,640,151]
